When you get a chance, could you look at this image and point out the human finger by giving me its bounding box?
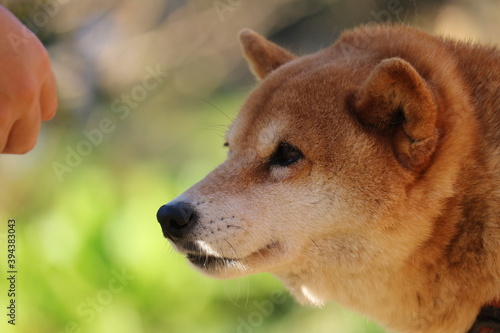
[0,107,14,152]
[2,109,41,154]
[40,73,58,121]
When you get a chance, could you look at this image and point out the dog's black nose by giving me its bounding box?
[156,202,197,239]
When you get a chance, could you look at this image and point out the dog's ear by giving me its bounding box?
[239,29,296,80]
[353,58,439,172]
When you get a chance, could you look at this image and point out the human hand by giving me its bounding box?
[0,5,58,154]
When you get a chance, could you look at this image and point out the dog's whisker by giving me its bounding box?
[308,236,326,271]
[244,277,250,309]
[202,123,230,133]
[186,93,234,123]
[203,123,231,130]
[224,275,241,308]
[224,239,239,259]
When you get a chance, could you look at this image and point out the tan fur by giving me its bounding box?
[163,24,500,333]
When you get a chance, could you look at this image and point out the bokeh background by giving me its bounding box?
[0,0,498,332]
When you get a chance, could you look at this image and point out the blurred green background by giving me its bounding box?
[0,0,498,332]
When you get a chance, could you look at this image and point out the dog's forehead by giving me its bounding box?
[226,113,287,158]
[227,65,356,151]
[226,77,294,149]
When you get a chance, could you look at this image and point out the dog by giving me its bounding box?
[157,24,500,333]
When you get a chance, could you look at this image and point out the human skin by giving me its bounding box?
[0,5,57,154]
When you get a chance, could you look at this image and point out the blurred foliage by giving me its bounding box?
[0,0,499,332]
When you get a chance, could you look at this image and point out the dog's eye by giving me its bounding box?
[270,142,303,167]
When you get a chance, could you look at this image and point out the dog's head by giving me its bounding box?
[157,27,450,305]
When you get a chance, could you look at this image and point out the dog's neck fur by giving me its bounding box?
[276,35,500,333]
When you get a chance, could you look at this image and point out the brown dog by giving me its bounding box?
[157,24,500,333]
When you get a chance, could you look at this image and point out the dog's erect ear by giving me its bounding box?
[353,58,439,172]
[239,29,296,80]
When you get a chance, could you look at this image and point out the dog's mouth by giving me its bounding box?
[187,253,238,268]
[184,241,281,274]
